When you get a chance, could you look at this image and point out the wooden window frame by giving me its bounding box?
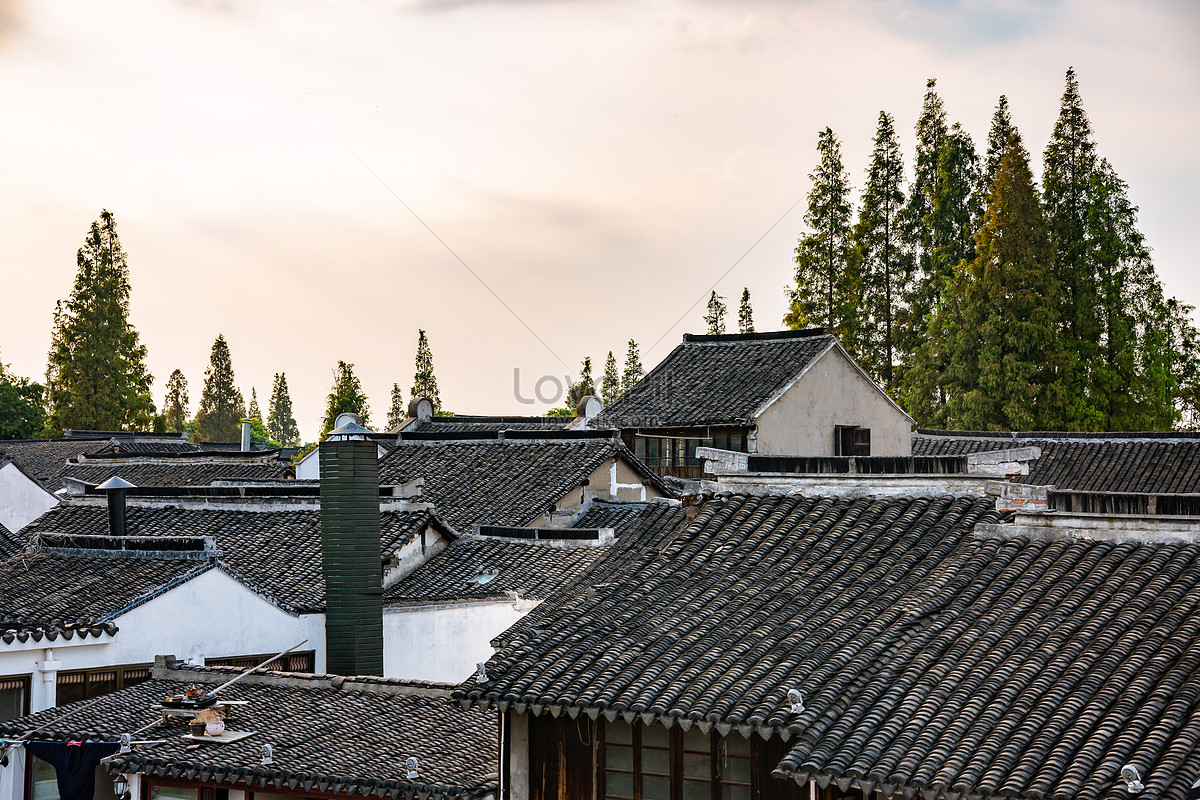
[0,674,31,721]
[55,664,152,706]
[600,721,759,800]
[834,426,870,458]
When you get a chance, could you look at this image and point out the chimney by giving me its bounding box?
[318,425,384,676]
[96,476,136,537]
[241,418,253,452]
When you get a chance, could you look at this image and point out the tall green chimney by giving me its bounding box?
[319,435,384,676]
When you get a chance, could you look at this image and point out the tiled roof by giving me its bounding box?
[457,492,1200,800]
[1015,440,1200,494]
[0,437,203,487]
[377,437,667,530]
[16,505,439,613]
[62,455,292,487]
[0,665,497,800]
[571,499,677,536]
[0,549,212,630]
[406,415,575,433]
[592,330,836,428]
[911,432,1035,456]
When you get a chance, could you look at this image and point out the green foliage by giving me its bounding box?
[621,340,643,392]
[267,373,300,447]
[248,418,279,447]
[194,334,245,443]
[738,289,754,334]
[939,132,1070,430]
[163,369,189,433]
[567,357,595,410]
[410,330,441,412]
[601,351,621,406]
[982,95,1015,193]
[43,210,155,435]
[787,127,856,339]
[0,352,45,440]
[386,383,406,431]
[851,111,908,387]
[704,291,727,335]
[321,360,371,437]
[247,387,262,422]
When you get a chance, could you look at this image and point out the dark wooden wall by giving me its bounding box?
[529,713,595,800]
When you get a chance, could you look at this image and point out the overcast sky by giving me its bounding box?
[0,0,1197,440]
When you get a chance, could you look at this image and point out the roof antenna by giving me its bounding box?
[261,744,274,766]
[406,757,420,780]
[786,688,805,715]
[475,662,488,684]
[1120,765,1144,794]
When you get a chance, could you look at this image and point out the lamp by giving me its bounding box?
[113,774,130,800]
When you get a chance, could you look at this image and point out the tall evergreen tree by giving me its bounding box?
[601,351,621,406]
[409,330,442,411]
[705,291,727,335]
[982,96,1015,194]
[194,334,245,443]
[567,357,595,410]
[1044,67,1101,422]
[322,361,371,436]
[386,383,407,431]
[163,369,189,433]
[622,340,643,392]
[0,352,45,440]
[941,132,1069,430]
[786,127,855,339]
[738,289,755,334]
[44,210,155,435]
[850,111,907,387]
[247,387,262,421]
[266,373,300,446]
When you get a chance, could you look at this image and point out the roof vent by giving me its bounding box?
[96,475,136,538]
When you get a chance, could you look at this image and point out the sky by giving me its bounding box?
[0,0,1197,441]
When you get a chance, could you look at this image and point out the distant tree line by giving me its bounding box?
[787,70,1200,431]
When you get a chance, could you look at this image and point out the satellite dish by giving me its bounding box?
[407,397,435,421]
[576,395,603,419]
[333,412,363,430]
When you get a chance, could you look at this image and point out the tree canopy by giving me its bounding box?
[267,373,300,446]
[322,360,371,436]
[0,352,45,440]
[194,335,245,443]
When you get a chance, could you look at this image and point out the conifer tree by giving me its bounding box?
[321,361,370,436]
[1044,67,1101,421]
[982,96,1015,194]
[601,351,621,406]
[386,383,406,431]
[0,351,45,440]
[851,111,907,387]
[622,340,643,392]
[163,370,189,434]
[567,357,595,410]
[44,210,155,435]
[266,373,300,446]
[194,335,245,442]
[738,289,754,334]
[409,330,441,411]
[787,128,855,339]
[705,291,727,335]
[941,132,1069,430]
[247,387,262,421]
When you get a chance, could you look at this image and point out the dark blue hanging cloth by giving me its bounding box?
[25,741,120,800]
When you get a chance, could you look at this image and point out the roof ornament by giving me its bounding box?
[119,733,132,754]
[261,744,274,766]
[475,662,488,684]
[786,688,805,716]
[406,757,420,780]
[1120,765,1144,794]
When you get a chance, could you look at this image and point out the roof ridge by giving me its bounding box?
[682,328,831,343]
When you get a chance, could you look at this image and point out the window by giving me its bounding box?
[835,426,870,457]
[603,721,754,800]
[205,651,315,673]
[56,665,150,706]
[0,675,30,722]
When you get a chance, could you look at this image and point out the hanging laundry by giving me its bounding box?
[24,741,119,800]
[0,745,27,800]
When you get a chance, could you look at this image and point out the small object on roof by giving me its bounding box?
[406,756,419,780]
[261,744,273,765]
[408,397,435,421]
[326,420,374,440]
[119,733,132,754]
[786,688,805,716]
[475,662,488,685]
[96,475,137,491]
[1120,765,1144,794]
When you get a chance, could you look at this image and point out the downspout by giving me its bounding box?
[34,648,61,713]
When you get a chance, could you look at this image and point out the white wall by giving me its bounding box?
[383,600,533,683]
[0,569,326,712]
[0,462,58,533]
[754,346,913,457]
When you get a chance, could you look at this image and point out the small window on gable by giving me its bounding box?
[835,426,871,457]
